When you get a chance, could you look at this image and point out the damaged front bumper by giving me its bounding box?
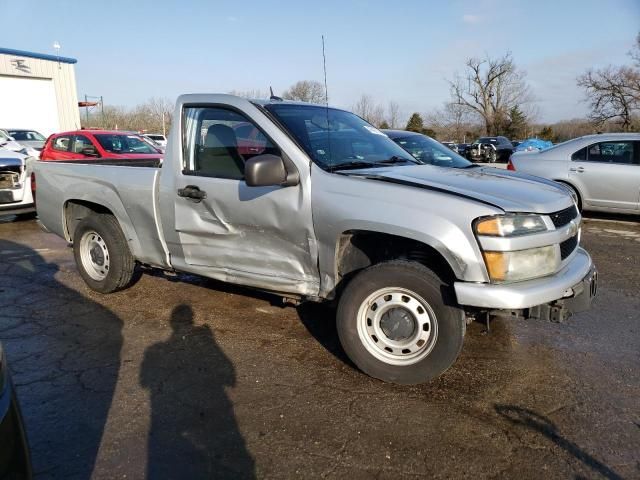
[454,248,597,320]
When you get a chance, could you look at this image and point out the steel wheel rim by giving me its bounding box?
[356,287,438,366]
[79,230,110,281]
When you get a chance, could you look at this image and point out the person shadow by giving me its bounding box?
[140,304,255,479]
[0,238,123,479]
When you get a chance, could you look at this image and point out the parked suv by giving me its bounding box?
[41,130,163,161]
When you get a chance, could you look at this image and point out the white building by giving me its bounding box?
[0,47,81,136]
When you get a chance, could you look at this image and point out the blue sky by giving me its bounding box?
[1,0,639,122]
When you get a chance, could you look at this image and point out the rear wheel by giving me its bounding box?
[336,261,465,384]
[73,213,135,293]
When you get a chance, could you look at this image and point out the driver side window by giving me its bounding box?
[182,107,279,180]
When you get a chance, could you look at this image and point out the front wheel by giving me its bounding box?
[487,150,497,163]
[73,213,136,293]
[336,261,465,384]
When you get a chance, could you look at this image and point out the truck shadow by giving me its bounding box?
[0,239,122,478]
[494,404,624,480]
[140,304,255,479]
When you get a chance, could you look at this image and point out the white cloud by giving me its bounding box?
[462,14,481,24]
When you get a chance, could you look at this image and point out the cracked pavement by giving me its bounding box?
[0,215,639,479]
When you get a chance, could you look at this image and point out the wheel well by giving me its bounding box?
[64,200,114,242]
[554,180,582,209]
[336,230,456,286]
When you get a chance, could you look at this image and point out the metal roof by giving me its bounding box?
[0,47,77,64]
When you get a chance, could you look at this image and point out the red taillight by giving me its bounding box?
[507,159,515,171]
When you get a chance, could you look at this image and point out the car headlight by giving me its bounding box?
[475,214,549,237]
[482,246,560,283]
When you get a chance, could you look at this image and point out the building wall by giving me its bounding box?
[0,53,80,133]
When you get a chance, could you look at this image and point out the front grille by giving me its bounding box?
[0,172,20,189]
[560,234,578,260]
[549,205,578,228]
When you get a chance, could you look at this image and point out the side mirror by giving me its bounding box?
[81,146,98,157]
[244,154,289,187]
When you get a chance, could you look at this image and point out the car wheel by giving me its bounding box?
[488,150,497,163]
[73,213,136,293]
[336,261,465,384]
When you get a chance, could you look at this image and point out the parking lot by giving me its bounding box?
[0,214,638,479]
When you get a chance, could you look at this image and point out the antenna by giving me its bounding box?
[322,35,332,170]
[322,35,329,106]
[269,86,282,101]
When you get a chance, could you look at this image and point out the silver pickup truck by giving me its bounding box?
[35,94,597,384]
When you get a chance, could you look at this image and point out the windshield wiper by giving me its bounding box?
[375,155,421,165]
[332,161,378,170]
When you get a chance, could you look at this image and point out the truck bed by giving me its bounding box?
[34,160,169,268]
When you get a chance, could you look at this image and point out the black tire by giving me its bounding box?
[487,150,497,163]
[73,213,135,293]
[336,261,465,384]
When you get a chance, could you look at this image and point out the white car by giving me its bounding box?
[145,133,167,148]
[0,148,35,218]
[0,129,40,157]
[509,133,640,214]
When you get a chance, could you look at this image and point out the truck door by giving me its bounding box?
[569,140,639,211]
[164,105,319,296]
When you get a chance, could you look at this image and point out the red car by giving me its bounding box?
[40,130,163,161]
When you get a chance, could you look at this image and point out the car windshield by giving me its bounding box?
[8,130,46,141]
[263,104,417,170]
[94,134,159,154]
[392,135,473,168]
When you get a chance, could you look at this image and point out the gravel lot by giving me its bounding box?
[0,215,638,479]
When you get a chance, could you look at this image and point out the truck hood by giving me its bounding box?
[0,149,27,168]
[341,164,573,213]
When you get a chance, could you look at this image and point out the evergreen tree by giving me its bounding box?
[504,105,528,139]
[406,113,424,132]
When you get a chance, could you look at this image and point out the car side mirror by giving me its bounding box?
[245,154,293,187]
[81,146,98,157]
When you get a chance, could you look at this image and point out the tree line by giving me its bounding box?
[82,33,639,143]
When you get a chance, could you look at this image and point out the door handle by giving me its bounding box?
[177,185,207,202]
[569,167,585,173]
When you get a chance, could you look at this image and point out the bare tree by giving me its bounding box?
[82,97,174,133]
[449,52,533,135]
[352,94,386,127]
[577,66,640,130]
[387,101,401,128]
[282,80,326,104]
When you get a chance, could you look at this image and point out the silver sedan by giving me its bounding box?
[509,133,640,214]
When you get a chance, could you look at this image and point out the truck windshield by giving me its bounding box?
[264,104,418,171]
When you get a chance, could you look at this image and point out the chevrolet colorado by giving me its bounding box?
[34,94,597,384]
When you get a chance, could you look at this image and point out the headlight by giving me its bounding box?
[475,214,548,237]
[483,246,560,283]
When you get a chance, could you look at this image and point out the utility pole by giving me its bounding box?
[162,112,166,136]
[85,94,89,124]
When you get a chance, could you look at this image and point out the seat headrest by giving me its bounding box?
[205,124,237,149]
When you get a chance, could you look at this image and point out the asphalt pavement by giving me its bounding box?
[0,215,638,479]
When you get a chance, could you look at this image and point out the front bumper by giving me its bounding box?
[454,248,595,310]
[0,202,35,216]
